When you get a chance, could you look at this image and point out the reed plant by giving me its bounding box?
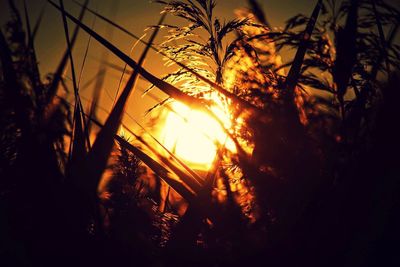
[1,0,399,266]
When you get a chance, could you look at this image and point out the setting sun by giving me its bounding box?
[161,101,235,170]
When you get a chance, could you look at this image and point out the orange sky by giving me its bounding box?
[0,0,318,136]
[1,0,398,145]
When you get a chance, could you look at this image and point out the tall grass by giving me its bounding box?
[1,0,400,266]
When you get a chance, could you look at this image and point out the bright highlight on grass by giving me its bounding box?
[162,101,236,170]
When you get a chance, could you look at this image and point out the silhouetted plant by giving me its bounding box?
[1,0,399,266]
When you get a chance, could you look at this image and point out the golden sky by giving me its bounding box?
[1,0,399,168]
[2,0,397,148]
[0,0,317,131]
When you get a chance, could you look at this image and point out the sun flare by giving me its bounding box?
[161,99,236,170]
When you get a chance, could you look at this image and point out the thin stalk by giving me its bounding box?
[59,0,87,163]
[83,12,165,193]
[45,0,88,119]
[32,2,47,41]
[284,0,323,96]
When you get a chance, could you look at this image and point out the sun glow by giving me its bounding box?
[161,98,236,170]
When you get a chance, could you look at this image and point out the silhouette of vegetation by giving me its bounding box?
[1,0,399,266]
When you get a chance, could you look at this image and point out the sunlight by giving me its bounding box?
[161,98,236,170]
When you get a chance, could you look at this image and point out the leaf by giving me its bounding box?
[299,74,333,92]
[333,0,359,118]
[82,112,197,203]
[115,136,196,203]
[217,18,249,45]
[59,0,88,169]
[120,124,204,193]
[32,2,46,41]
[83,12,166,193]
[248,0,271,28]
[284,14,309,31]
[46,0,88,106]
[284,0,323,95]
[68,103,86,166]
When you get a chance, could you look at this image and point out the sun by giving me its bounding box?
[161,98,236,170]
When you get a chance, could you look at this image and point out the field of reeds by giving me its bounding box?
[1,0,400,266]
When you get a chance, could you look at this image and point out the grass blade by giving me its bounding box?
[122,126,203,193]
[134,122,205,186]
[284,0,323,95]
[81,12,165,193]
[81,112,197,202]
[59,0,88,167]
[115,136,196,203]
[46,0,88,105]
[32,2,46,41]
[333,0,359,119]
[85,68,104,138]
[69,103,86,164]
[248,0,271,28]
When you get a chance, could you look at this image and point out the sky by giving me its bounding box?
[0,0,318,132]
[0,0,317,79]
[1,0,399,139]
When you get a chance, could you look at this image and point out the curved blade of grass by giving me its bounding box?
[63,95,213,216]
[333,0,359,119]
[79,111,196,202]
[86,68,104,137]
[81,11,165,192]
[248,0,271,28]
[115,136,196,203]
[59,0,88,167]
[59,0,80,98]
[81,87,205,187]
[284,0,323,95]
[133,122,205,186]
[77,88,203,193]
[78,11,98,148]
[46,0,88,104]
[121,126,203,193]
[69,103,86,163]
[32,2,46,41]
